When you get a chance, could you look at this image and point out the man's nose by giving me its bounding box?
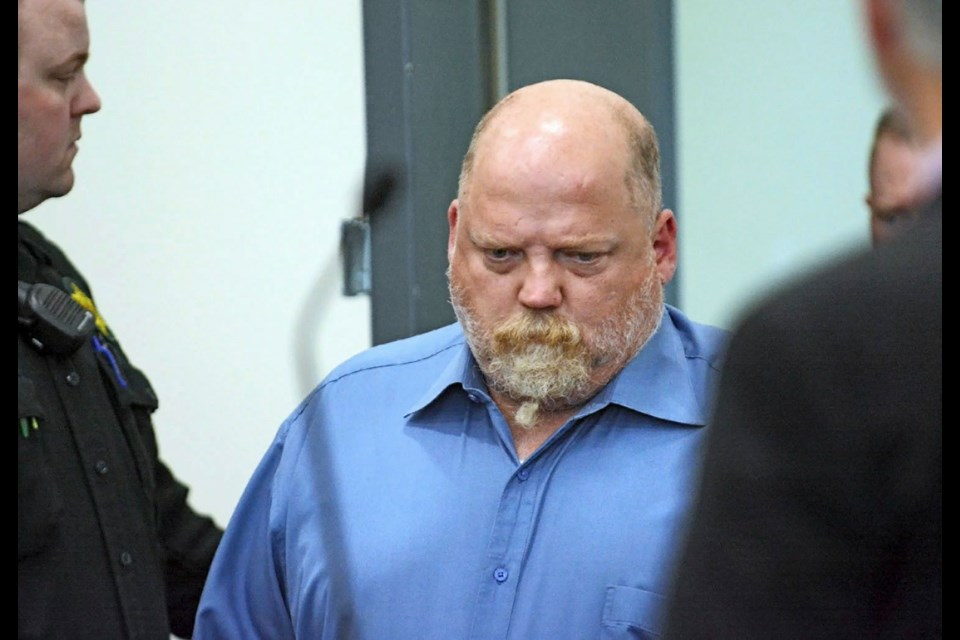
[517,264,562,309]
[74,73,102,116]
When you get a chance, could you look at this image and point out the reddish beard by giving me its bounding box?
[492,312,582,356]
[453,302,596,411]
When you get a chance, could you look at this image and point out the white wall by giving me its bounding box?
[29,1,370,527]
[26,1,887,529]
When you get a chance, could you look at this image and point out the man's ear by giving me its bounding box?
[652,209,678,285]
[447,199,460,263]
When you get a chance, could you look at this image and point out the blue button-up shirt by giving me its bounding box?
[195,306,727,640]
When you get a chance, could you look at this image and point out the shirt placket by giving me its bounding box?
[468,454,546,640]
[52,350,155,638]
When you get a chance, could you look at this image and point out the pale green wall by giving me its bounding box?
[675,1,887,329]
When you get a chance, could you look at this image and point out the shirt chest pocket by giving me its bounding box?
[600,585,664,640]
[18,373,62,560]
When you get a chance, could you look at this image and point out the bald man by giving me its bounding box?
[194,79,727,640]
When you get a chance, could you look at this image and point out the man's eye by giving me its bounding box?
[568,252,600,264]
[486,248,516,261]
[50,70,78,84]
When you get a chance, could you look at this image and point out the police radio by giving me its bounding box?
[18,281,96,355]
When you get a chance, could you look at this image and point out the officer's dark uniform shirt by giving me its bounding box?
[18,221,222,639]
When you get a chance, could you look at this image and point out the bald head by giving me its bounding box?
[457,79,662,227]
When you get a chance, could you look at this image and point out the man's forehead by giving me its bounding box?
[474,126,629,196]
[21,0,89,54]
[461,197,627,249]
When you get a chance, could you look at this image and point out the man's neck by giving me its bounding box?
[509,409,576,463]
[491,391,579,463]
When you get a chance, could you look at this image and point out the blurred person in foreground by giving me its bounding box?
[663,0,941,638]
[19,0,223,637]
[194,78,728,640]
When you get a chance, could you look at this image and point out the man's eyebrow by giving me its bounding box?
[46,46,89,71]
[558,236,616,247]
[467,230,506,247]
[60,51,89,68]
[466,230,617,250]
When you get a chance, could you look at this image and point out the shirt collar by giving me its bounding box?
[588,310,708,426]
[404,333,485,417]
[405,308,708,427]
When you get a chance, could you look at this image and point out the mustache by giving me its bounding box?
[492,312,582,351]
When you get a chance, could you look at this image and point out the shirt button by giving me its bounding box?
[66,371,80,386]
[119,551,133,567]
[517,468,530,481]
[493,567,509,583]
[94,460,109,475]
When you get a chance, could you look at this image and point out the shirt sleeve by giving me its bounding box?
[116,366,224,638]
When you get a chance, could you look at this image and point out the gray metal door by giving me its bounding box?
[362,0,676,345]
